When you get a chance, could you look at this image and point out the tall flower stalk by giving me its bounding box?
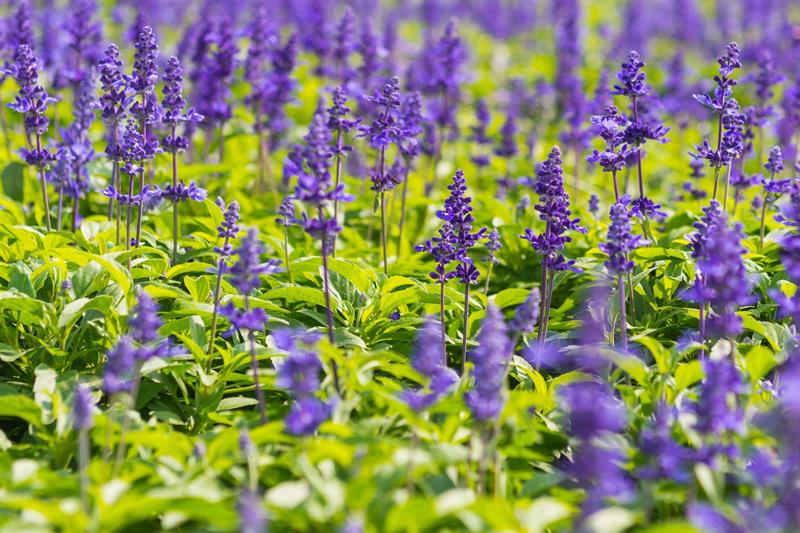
[55,72,97,232]
[758,146,791,250]
[98,44,129,242]
[159,56,205,264]
[521,147,586,348]
[417,169,485,371]
[195,19,236,161]
[253,35,297,197]
[326,86,358,251]
[600,195,645,350]
[219,229,281,424]
[746,51,783,167]
[691,43,743,210]
[464,304,511,493]
[7,45,57,231]
[129,26,160,249]
[483,229,501,295]
[288,106,351,390]
[361,77,403,274]
[587,105,636,202]
[276,197,296,283]
[687,203,750,349]
[274,329,332,435]
[396,91,424,254]
[104,291,171,473]
[612,51,669,223]
[207,200,240,359]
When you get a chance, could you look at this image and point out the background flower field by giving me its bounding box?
[0,1,799,532]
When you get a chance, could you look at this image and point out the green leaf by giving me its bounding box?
[218,396,259,411]
[58,295,113,331]
[263,286,328,308]
[745,345,776,382]
[1,162,25,202]
[674,360,703,391]
[0,394,43,429]
[9,264,35,298]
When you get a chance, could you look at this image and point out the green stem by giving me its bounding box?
[35,133,52,231]
[283,226,292,283]
[461,281,470,373]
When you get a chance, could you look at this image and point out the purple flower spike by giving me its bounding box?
[238,488,267,533]
[103,336,136,394]
[73,383,95,431]
[464,304,511,422]
[521,146,586,273]
[228,228,282,296]
[7,44,56,137]
[686,210,751,339]
[509,287,541,338]
[161,56,202,153]
[600,195,646,275]
[484,229,501,265]
[274,328,331,436]
[400,316,458,411]
[612,51,649,98]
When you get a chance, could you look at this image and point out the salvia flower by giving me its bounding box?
[600,194,646,275]
[437,169,487,283]
[331,8,356,83]
[400,316,458,411]
[560,380,631,517]
[589,194,600,214]
[521,146,586,272]
[238,488,267,533]
[102,336,136,394]
[220,229,280,337]
[494,110,518,158]
[746,51,784,128]
[688,212,751,338]
[59,0,102,87]
[359,76,402,148]
[464,304,511,422]
[194,19,237,130]
[469,98,491,145]
[7,44,56,137]
[357,19,382,94]
[276,197,297,227]
[274,329,331,436]
[588,105,638,201]
[691,43,743,172]
[509,287,541,338]
[227,228,281,297]
[260,34,297,138]
[8,1,34,51]
[129,25,160,126]
[430,20,465,134]
[72,383,95,431]
[98,44,129,127]
[485,228,501,264]
[397,91,424,161]
[637,403,692,482]
[695,356,745,436]
[215,200,240,258]
[612,51,649,98]
[160,56,202,153]
[129,291,171,360]
[160,181,207,203]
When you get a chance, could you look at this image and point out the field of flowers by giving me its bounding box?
[1,0,800,531]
